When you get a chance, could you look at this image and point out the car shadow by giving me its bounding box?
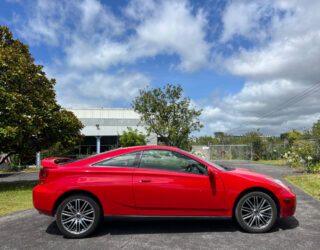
[274,216,299,231]
[46,216,299,238]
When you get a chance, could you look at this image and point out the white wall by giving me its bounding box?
[67,108,157,145]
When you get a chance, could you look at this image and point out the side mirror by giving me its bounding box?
[208,168,216,195]
[208,167,215,176]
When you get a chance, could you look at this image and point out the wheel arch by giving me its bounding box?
[232,187,281,218]
[52,189,104,216]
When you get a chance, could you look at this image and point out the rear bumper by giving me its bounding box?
[279,192,296,218]
[33,185,62,216]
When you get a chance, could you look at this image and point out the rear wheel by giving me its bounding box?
[56,195,101,238]
[235,191,277,233]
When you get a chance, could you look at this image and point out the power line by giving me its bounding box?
[254,83,320,120]
[226,81,320,133]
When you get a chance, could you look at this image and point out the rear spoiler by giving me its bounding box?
[41,157,72,168]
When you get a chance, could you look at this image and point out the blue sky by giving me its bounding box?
[1,0,320,135]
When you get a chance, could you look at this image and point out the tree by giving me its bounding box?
[0,26,83,164]
[312,119,320,144]
[287,129,302,146]
[119,128,147,147]
[132,84,202,150]
[280,132,289,140]
[214,132,225,141]
[194,136,219,145]
[243,131,266,160]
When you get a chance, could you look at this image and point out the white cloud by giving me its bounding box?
[200,79,320,135]
[50,70,150,108]
[78,0,125,36]
[223,0,320,82]
[133,0,210,72]
[78,72,150,102]
[16,0,71,46]
[220,1,271,42]
[198,0,320,135]
[8,0,320,134]
[16,0,210,73]
[13,0,150,108]
[65,0,210,72]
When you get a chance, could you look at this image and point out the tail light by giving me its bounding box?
[39,168,49,185]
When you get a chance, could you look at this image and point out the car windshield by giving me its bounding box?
[181,150,230,171]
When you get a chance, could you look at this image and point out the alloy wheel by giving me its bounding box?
[60,198,95,235]
[240,195,273,229]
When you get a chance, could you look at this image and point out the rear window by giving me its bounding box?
[59,148,120,165]
[91,152,139,168]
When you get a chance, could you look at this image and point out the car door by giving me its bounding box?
[88,151,140,215]
[133,149,225,216]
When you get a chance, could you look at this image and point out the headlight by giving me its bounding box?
[265,178,291,191]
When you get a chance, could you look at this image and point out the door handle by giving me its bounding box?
[139,180,151,183]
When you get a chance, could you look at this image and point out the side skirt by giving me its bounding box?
[103,215,232,221]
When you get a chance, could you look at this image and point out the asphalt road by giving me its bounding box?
[0,171,39,183]
[0,161,319,250]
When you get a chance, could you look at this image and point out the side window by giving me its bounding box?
[139,150,207,175]
[92,152,139,167]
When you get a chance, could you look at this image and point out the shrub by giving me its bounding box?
[283,140,319,173]
[119,128,147,147]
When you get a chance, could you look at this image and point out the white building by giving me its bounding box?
[67,108,157,154]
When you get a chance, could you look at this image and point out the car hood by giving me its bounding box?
[229,167,275,180]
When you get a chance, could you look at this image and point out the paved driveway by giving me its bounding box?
[0,171,38,183]
[0,161,319,250]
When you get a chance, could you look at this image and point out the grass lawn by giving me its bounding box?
[254,159,287,166]
[0,181,38,216]
[285,174,320,200]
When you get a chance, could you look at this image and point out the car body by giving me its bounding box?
[33,145,296,238]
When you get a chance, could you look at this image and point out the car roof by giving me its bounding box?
[120,145,179,151]
[65,145,182,167]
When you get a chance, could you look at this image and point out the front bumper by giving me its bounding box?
[279,192,296,218]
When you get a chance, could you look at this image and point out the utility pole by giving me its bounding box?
[36,152,40,166]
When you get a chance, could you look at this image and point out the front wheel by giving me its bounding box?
[56,195,101,238]
[235,191,277,233]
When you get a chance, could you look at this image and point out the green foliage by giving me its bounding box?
[287,129,302,146]
[214,132,225,141]
[242,131,266,160]
[191,150,207,159]
[214,132,234,144]
[193,136,219,145]
[132,84,202,151]
[280,132,289,140]
[283,140,319,173]
[119,128,147,147]
[312,119,320,145]
[0,26,83,164]
[40,141,81,159]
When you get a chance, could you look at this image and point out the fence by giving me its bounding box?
[192,144,252,160]
[192,143,286,160]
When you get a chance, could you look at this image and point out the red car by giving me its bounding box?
[33,145,296,238]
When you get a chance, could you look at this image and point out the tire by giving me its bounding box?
[56,195,101,238]
[235,191,277,233]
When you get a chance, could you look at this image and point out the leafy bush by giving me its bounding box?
[283,140,320,173]
[119,128,147,147]
[191,151,207,159]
